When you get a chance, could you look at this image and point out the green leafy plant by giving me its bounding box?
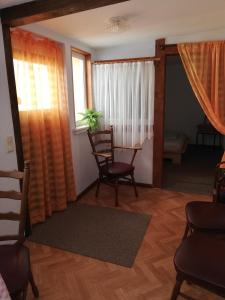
[79,108,103,132]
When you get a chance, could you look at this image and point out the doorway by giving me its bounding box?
[162,55,223,194]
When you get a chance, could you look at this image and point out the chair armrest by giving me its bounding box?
[92,152,112,159]
[114,145,141,165]
[114,146,142,151]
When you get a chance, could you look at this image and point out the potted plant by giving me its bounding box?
[79,108,102,132]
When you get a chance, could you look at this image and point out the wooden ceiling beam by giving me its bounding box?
[0,0,130,27]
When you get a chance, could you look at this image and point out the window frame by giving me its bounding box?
[71,47,92,129]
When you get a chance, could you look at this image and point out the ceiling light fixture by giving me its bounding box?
[106,16,127,33]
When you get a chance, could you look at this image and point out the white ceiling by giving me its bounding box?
[0,0,33,9]
[1,0,225,49]
[36,0,225,49]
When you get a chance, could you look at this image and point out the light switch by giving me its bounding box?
[6,136,14,153]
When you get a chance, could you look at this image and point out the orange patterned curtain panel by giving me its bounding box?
[11,28,76,224]
[178,41,225,135]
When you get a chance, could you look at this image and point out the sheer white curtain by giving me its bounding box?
[93,61,154,147]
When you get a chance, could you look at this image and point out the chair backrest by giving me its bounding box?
[87,126,114,171]
[213,161,225,202]
[0,161,30,244]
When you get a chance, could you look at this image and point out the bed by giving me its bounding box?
[164,132,189,164]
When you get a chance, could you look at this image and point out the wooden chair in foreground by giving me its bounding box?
[182,161,225,240]
[0,161,39,299]
[171,233,225,300]
[171,160,225,300]
[87,126,141,206]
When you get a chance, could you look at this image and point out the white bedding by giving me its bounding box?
[164,133,188,153]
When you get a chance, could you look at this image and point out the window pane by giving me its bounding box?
[13,59,52,111]
[72,53,87,125]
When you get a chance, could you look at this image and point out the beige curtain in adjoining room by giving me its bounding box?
[11,28,76,224]
[178,41,225,158]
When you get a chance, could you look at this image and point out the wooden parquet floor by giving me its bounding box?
[26,185,223,300]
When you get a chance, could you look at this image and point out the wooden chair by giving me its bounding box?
[0,161,39,299]
[87,125,141,206]
[213,160,225,203]
[171,233,225,300]
[182,161,225,240]
[171,160,225,299]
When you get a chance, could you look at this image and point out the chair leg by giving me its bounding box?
[22,284,28,300]
[131,173,138,197]
[115,179,119,207]
[29,270,39,298]
[11,290,24,300]
[182,223,190,240]
[170,275,183,300]
[95,179,101,198]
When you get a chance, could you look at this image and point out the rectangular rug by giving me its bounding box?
[28,203,151,267]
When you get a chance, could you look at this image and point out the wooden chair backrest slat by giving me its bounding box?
[87,126,114,172]
[95,148,112,153]
[0,161,30,244]
[94,140,112,146]
[0,212,20,221]
[0,190,22,200]
[91,130,111,136]
[99,159,113,166]
[0,170,24,179]
[0,235,20,242]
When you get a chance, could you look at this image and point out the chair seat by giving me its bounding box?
[0,244,30,294]
[186,201,225,231]
[174,234,225,291]
[101,162,134,176]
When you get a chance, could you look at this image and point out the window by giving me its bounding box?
[71,48,92,127]
[13,59,52,111]
[93,61,154,147]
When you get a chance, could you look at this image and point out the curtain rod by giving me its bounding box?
[92,56,160,64]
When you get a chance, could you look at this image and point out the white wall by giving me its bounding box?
[165,56,204,144]
[22,24,98,195]
[0,22,18,171]
[94,40,155,60]
[94,40,155,184]
[0,20,20,238]
[167,27,225,45]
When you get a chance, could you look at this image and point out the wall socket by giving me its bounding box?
[6,136,15,153]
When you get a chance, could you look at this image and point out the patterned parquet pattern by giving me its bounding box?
[27,186,223,300]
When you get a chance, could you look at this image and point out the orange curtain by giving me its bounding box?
[11,28,76,224]
[178,41,225,136]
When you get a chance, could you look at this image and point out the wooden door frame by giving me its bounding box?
[0,0,129,170]
[153,39,179,187]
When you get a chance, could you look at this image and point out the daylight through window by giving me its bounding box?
[72,49,91,127]
[13,59,52,111]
